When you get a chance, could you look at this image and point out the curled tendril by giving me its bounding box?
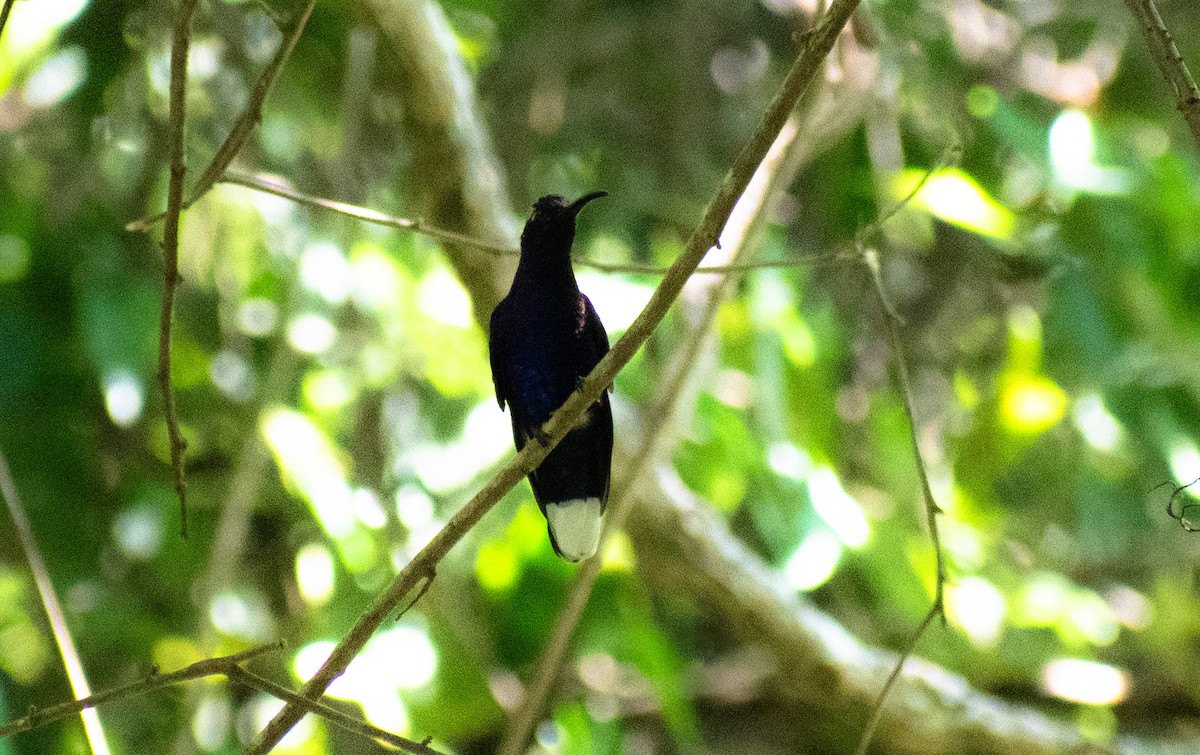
[1158,477,1200,531]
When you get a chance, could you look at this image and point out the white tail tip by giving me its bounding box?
[546,498,603,562]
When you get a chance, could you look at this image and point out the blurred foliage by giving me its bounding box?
[1,0,1200,753]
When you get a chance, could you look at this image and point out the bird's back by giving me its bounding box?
[492,288,599,432]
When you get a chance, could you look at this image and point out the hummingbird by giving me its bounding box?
[488,192,613,562]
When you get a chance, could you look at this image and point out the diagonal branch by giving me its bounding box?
[0,642,440,752]
[0,0,15,46]
[0,447,110,752]
[126,0,318,232]
[227,667,446,754]
[497,112,808,755]
[0,644,278,740]
[247,1,863,750]
[1122,0,1200,153]
[628,467,1200,755]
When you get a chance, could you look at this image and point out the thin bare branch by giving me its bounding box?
[629,469,1200,754]
[863,246,948,607]
[1122,0,1200,154]
[0,447,111,752]
[0,643,435,753]
[126,0,318,232]
[227,667,446,755]
[0,644,279,740]
[853,601,940,755]
[497,111,807,755]
[851,245,948,755]
[219,166,945,276]
[0,0,15,45]
[218,171,516,257]
[248,2,863,750]
[159,0,199,537]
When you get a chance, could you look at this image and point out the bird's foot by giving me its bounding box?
[532,427,553,447]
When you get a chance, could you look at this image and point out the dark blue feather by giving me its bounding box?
[489,193,613,561]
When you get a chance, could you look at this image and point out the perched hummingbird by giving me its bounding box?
[489,192,613,562]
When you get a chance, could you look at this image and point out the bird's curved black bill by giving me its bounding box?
[569,191,608,216]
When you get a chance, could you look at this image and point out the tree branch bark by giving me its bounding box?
[247,1,864,750]
[1122,0,1200,154]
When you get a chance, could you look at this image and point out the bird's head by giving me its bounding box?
[520,191,607,255]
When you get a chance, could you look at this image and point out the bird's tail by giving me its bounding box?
[545,498,604,562]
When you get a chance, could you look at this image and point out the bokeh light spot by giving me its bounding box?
[1041,659,1128,705]
[113,503,163,560]
[104,371,144,427]
[1001,376,1066,434]
[0,235,30,282]
[287,313,337,354]
[948,576,1006,648]
[295,543,335,606]
[476,540,518,592]
[301,242,352,304]
[784,529,842,591]
[895,168,1015,239]
[808,466,870,548]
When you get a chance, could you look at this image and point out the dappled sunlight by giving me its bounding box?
[1000,306,1066,435]
[475,540,519,592]
[943,520,984,571]
[784,528,842,591]
[1049,110,1130,194]
[113,503,164,560]
[295,543,335,607]
[395,484,435,530]
[23,47,87,108]
[350,244,403,312]
[767,442,812,481]
[576,271,655,334]
[209,590,275,643]
[0,0,88,90]
[894,168,1015,240]
[1015,573,1122,646]
[192,692,233,752]
[1072,394,1123,452]
[1168,441,1200,501]
[1041,659,1128,706]
[236,298,279,337]
[352,489,388,530]
[300,242,353,304]
[286,313,337,354]
[301,369,353,413]
[1001,375,1067,434]
[211,351,254,401]
[600,530,636,572]
[292,626,436,733]
[262,409,352,536]
[808,466,870,549]
[418,266,474,327]
[402,400,514,494]
[947,576,1006,648]
[104,370,144,427]
[242,693,314,751]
